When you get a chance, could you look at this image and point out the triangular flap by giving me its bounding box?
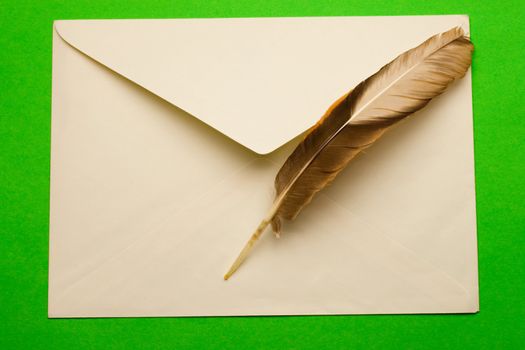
[54,16,468,154]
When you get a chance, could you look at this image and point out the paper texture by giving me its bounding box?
[49,15,478,317]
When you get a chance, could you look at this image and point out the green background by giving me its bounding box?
[1,0,524,348]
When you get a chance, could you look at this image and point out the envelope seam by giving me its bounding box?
[321,193,474,305]
[54,158,260,303]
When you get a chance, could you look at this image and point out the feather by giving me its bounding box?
[224,27,473,280]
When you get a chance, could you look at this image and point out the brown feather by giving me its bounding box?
[224,27,473,280]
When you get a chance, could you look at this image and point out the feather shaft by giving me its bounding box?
[223,219,271,280]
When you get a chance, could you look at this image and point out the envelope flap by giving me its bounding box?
[54,16,468,154]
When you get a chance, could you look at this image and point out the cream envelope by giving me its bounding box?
[49,15,478,317]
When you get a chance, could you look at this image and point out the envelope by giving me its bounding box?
[48,15,478,317]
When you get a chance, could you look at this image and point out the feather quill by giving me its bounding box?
[224,27,473,280]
